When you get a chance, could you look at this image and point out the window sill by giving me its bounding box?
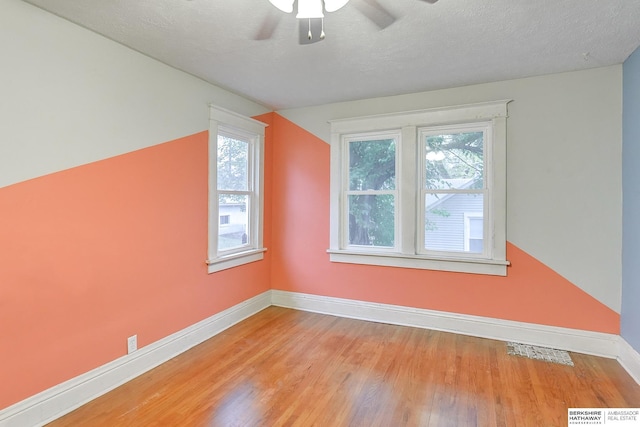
[207,248,267,273]
[327,249,509,276]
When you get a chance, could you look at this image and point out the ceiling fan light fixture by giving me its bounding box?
[268,0,294,13]
[296,0,324,18]
[324,0,350,12]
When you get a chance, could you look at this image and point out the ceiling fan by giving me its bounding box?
[256,0,439,45]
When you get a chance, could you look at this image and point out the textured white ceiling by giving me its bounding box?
[22,0,640,110]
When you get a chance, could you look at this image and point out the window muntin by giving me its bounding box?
[328,101,509,276]
[207,105,266,273]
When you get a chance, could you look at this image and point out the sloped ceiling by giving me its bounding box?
[22,0,640,110]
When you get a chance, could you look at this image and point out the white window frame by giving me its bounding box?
[342,130,401,253]
[328,101,510,276]
[206,105,267,273]
[418,122,490,259]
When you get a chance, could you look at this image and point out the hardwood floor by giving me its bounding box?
[47,307,640,426]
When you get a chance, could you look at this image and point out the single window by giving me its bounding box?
[345,133,399,250]
[207,105,267,273]
[217,133,250,253]
[421,125,487,257]
[328,101,510,276]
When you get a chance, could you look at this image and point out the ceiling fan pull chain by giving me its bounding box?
[308,18,313,40]
[320,18,326,39]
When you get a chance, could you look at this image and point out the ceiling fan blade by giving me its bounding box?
[255,11,282,40]
[352,0,397,30]
[298,18,325,45]
[351,0,437,33]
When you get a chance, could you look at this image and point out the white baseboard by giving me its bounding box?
[618,337,640,384]
[271,290,620,359]
[0,291,271,427]
[2,289,636,427]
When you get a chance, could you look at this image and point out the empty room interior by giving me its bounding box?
[2,0,640,425]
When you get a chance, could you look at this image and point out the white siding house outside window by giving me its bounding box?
[207,105,267,273]
[328,101,510,276]
[464,213,484,253]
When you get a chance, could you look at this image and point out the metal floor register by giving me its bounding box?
[506,342,574,366]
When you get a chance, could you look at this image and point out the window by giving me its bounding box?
[421,124,487,256]
[346,132,399,250]
[207,105,267,273]
[329,101,510,275]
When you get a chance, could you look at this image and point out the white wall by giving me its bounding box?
[277,67,623,313]
[0,0,269,189]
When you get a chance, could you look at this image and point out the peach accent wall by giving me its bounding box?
[0,130,271,409]
[269,113,619,334]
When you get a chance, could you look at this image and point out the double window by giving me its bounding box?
[329,101,510,275]
[207,105,267,273]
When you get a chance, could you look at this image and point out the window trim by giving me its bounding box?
[206,105,267,273]
[328,101,510,276]
[342,130,401,252]
[418,122,490,260]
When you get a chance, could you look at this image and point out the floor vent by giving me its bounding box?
[506,342,574,366]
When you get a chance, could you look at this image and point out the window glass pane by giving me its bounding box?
[348,194,394,247]
[469,217,483,239]
[469,239,483,253]
[217,135,248,191]
[218,194,249,251]
[425,193,483,252]
[349,139,396,191]
[468,216,484,253]
[425,131,483,190]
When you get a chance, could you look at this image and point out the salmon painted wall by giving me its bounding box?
[0,0,271,410]
[269,113,619,334]
[0,129,272,409]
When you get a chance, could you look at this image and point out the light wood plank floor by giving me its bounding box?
[47,307,640,426]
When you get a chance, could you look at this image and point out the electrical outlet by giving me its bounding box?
[127,335,137,354]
